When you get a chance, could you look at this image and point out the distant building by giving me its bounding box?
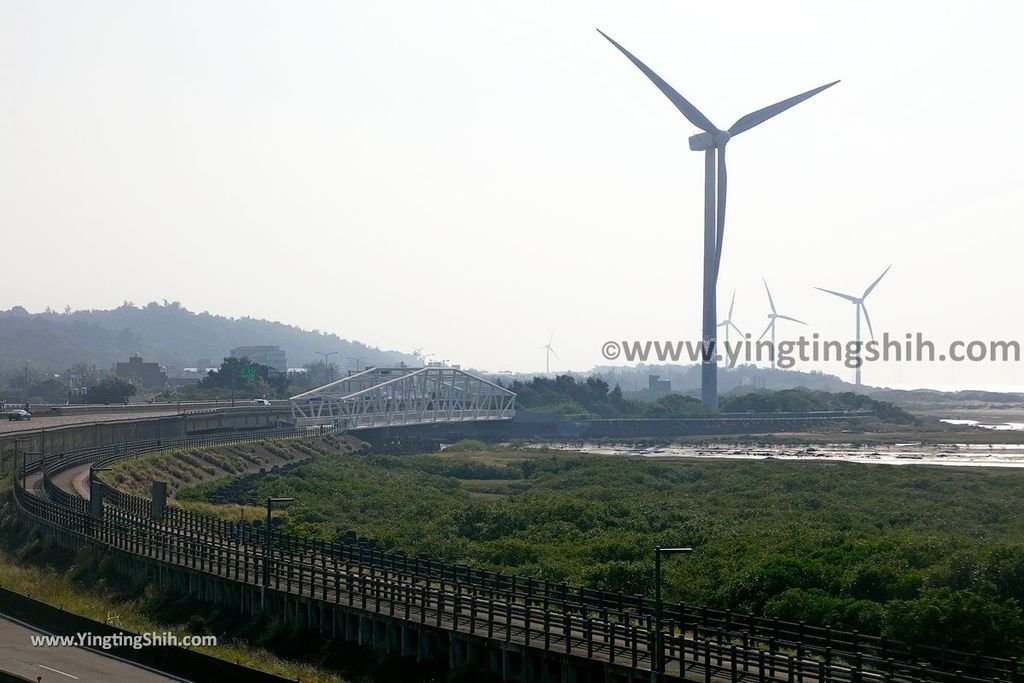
[115,355,167,388]
[230,345,287,372]
[648,374,671,397]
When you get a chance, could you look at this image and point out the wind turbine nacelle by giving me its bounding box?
[688,132,715,151]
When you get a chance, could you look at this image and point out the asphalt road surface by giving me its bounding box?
[0,410,182,434]
[0,613,185,682]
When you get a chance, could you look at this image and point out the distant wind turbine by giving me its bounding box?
[598,29,838,408]
[815,265,892,386]
[413,346,428,365]
[717,290,744,344]
[758,279,806,370]
[539,332,559,374]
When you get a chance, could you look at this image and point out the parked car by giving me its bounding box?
[7,409,31,421]
[252,398,271,406]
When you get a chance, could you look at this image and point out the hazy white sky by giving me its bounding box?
[2,1,1022,389]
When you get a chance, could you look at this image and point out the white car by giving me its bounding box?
[252,398,271,407]
[7,409,31,421]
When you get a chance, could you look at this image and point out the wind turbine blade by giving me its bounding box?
[757,321,774,342]
[861,303,875,341]
[814,286,859,303]
[863,264,892,298]
[729,321,745,337]
[776,314,807,325]
[549,347,560,360]
[728,290,736,320]
[597,30,717,133]
[762,278,777,314]
[548,331,555,345]
[728,80,840,137]
[717,321,728,328]
[713,145,727,279]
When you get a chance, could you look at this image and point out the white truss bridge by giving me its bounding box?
[289,366,517,430]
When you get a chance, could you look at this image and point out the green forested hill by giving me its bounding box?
[0,301,414,372]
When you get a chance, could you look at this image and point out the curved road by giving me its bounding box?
[0,613,185,682]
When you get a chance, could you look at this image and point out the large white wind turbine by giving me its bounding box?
[759,279,806,370]
[815,265,892,386]
[598,30,838,407]
[539,332,559,374]
[717,290,744,344]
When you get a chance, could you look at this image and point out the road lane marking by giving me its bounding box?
[38,664,79,679]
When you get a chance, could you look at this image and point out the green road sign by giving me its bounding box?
[240,365,256,380]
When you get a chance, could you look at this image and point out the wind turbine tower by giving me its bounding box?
[815,266,891,386]
[718,290,744,344]
[539,333,559,374]
[759,279,806,370]
[599,30,838,408]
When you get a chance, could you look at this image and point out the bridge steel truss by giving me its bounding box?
[288,366,516,429]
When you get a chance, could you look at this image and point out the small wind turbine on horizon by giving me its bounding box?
[539,332,559,374]
[759,279,806,370]
[598,29,838,408]
[815,265,892,386]
[718,290,744,344]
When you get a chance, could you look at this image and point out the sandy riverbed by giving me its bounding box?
[540,441,1024,468]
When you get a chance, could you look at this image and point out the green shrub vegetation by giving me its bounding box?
[510,377,916,423]
[193,445,1024,656]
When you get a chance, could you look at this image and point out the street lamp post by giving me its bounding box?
[316,352,338,386]
[264,497,295,589]
[88,465,112,494]
[654,545,692,676]
[89,466,112,521]
[13,438,29,491]
[13,438,42,493]
[346,356,365,373]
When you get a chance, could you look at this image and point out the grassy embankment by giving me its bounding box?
[101,434,364,520]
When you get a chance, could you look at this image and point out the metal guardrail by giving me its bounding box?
[10,428,1018,682]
